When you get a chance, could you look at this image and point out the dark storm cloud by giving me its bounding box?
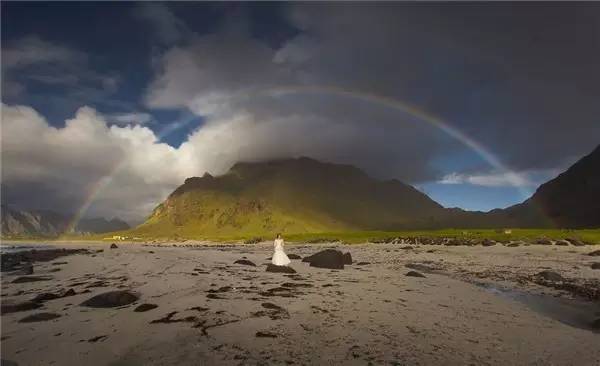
[281,3,600,171]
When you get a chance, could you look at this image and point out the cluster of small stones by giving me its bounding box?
[369,237,590,246]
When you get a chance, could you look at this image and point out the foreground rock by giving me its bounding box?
[255,331,277,338]
[405,271,426,278]
[481,239,496,247]
[134,304,158,312]
[80,290,139,308]
[18,313,61,323]
[537,271,565,282]
[1,248,89,272]
[1,301,43,315]
[302,249,347,269]
[12,276,52,284]
[266,264,296,273]
[31,288,76,303]
[234,259,256,266]
[566,238,586,246]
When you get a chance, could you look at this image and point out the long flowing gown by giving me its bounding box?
[272,238,291,266]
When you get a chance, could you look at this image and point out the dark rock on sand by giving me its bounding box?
[302,249,345,269]
[32,288,76,303]
[244,237,262,244]
[405,263,437,272]
[1,248,89,272]
[22,263,34,275]
[507,243,520,247]
[18,313,61,323]
[12,276,52,284]
[134,303,158,312]
[405,271,426,278]
[342,252,353,265]
[32,292,61,302]
[80,290,139,308]
[287,254,302,260]
[482,239,496,247]
[566,238,586,246]
[555,240,570,246]
[255,331,277,338]
[150,311,198,324]
[234,259,256,267]
[87,335,108,343]
[1,301,43,315]
[537,270,565,282]
[591,263,600,270]
[588,250,600,256]
[207,286,232,293]
[356,261,370,265]
[266,264,296,273]
[262,302,285,311]
[110,243,118,249]
[535,238,553,245]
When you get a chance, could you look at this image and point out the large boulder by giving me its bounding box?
[80,290,139,308]
[266,264,296,273]
[302,249,345,269]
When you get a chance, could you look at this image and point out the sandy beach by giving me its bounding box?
[1,241,599,365]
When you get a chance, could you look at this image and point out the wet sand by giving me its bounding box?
[1,241,599,365]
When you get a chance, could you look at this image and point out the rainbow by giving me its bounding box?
[62,85,530,235]
[266,85,530,196]
[60,114,200,237]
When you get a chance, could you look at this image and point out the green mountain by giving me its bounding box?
[135,145,600,238]
[135,157,447,238]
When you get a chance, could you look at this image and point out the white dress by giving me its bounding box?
[272,238,291,266]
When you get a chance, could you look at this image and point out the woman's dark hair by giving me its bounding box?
[276,233,282,238]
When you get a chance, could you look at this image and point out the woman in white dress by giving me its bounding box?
[272,233,291,266]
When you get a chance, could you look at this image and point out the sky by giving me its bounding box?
[2,2,599,224]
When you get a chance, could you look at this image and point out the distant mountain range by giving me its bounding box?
[134,145,599,238]
[1,205,130,237]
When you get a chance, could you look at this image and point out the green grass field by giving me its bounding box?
[283,228,600,244]
[8,227,598,244]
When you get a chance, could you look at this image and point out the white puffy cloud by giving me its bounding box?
[1,104,196,223]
